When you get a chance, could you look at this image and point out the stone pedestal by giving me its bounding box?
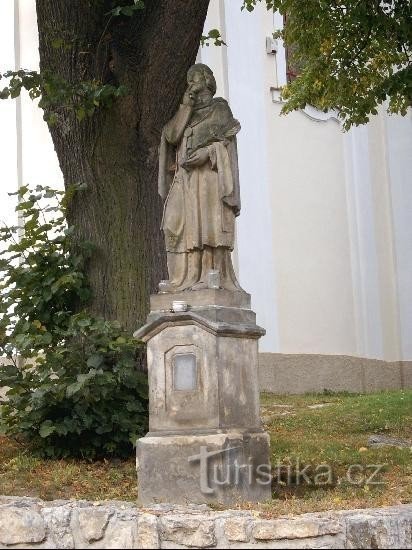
[134,290,271,505]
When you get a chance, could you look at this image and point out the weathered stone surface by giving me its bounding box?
[150,289,251,312]
[137,513,160,549]
[161,515,216,548]
[42,504,74,549]
[252,516,343,541]
[345,515,397,549]
[77,507,112,542]
[147,304,257,327]
[136,297,269,508]
[102,510,140,549]
[223,517,250,542]
[158,64,242,293]
[142,322,264,434]
[135,310,265,343]
[397,513,412,550]
[368,434,412,448]
[246,535,346,549]
[0,497,410,549]
[343,507,412,550]
[137,431,271,506]
[103,523,139,549]
[0,505,46,545]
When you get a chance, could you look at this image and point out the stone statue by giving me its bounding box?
[158,63,242,292]
[136,65,270,505]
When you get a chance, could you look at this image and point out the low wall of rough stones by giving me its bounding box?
[0,497,410,549]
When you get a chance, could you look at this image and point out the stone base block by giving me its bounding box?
[150,288,251,311]
[136,431,271,506]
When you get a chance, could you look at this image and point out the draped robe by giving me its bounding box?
[158,98,242,291]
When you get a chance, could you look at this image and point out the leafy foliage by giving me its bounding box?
[2,1,409,131]
[0,70,127,125]
[0,0,228,126]
[0,316,148,459]
[107,0,145,17]
[243,0,412,129]
[201,29,226,47]
[0,185,91,354]
[0,186,148,459]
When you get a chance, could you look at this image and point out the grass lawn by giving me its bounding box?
[0,390,411,516]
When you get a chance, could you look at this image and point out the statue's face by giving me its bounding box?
[187,70,208,96]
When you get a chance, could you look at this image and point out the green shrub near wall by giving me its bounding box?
[0,186,148,459]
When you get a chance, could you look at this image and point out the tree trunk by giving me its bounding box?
[35,0,210,331]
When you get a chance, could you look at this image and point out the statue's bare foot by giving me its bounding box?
[190,281,208,291]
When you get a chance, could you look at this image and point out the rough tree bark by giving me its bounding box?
[35,0,210,332]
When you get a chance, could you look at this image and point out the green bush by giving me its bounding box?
[0,185,148,458]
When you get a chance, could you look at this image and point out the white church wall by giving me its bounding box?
[268,107,357,356]
[364,109,402,361]
[16,0,63,191]
[221,1,280,353]
[202,0,281,353]
[0,1,18,229]
[385,111,412,360]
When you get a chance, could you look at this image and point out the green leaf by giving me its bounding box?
[39,420,56,438]
[66,381,82,398]
[42,332,53,345]
[76,107,86,121]
[87,354,104,369]
[120,5,135,16]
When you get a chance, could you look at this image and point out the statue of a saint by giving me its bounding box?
[158,64,242,292]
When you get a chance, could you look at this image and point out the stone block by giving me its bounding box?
[160,515,216,548]
[345,515,400,549]
[42,504,74,549]
[145,323,262,433]
[0,505,46,546]
[147,305,256,326]
[137,514,160,549]
[223,517,250,542]
[252,516,343,541]
[150,289,251,311]
[101,511,140,549]
[137,431,271,506]
[397,513,412,549]
[136,293,268,508]
[77,507,112,542]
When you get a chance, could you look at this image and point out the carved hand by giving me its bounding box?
[183,147,210,169]
[182,86,196,107]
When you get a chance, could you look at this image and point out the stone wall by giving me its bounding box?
[259,354,412,395]
[0,497,410,549]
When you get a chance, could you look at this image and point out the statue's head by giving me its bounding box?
[187,64,217,97]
